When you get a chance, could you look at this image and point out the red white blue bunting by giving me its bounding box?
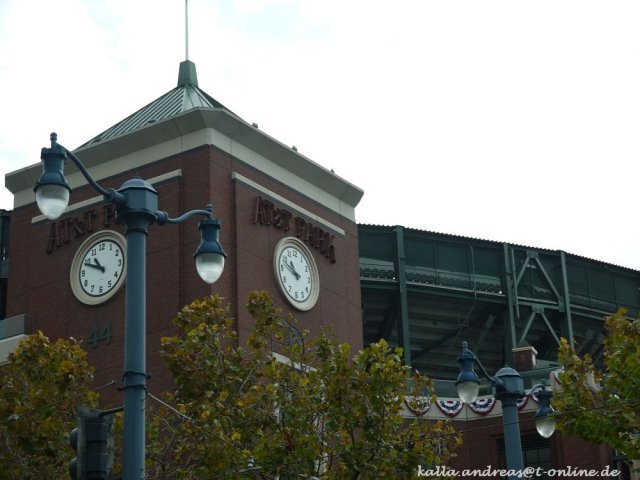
[530,388,542,403]
[517,395,529,410]
[433,392,536,417]
[468,397,496,415]
[404,396,431,416]
[436,399,464,417]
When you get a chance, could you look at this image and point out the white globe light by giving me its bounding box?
[535,414,556,438]
[36,185,69,220]
[457,380,480,404]
[196,253,225,284]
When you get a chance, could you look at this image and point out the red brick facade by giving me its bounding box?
[6,144,362,403]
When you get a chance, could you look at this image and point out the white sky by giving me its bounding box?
[1,0,639,270]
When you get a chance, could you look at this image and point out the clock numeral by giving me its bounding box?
[87,322,112,348]
[81,269,86,278]
[98,242,106,251]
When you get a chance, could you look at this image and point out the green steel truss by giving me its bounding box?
[359,225,640,381]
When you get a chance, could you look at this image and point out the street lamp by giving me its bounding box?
[534,385,555,439]
[455,342,555,479]
[35,132,227,480]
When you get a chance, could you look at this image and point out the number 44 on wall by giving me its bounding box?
[87,322,112,347]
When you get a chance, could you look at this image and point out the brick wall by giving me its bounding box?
[6,144,362,404]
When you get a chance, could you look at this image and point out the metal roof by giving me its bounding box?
[359,223,639,273]
[81,60,235,148]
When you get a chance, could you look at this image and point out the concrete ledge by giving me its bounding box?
[0,334,27,364]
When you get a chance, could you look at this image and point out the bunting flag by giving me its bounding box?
[468,397,496,415]
[436,399,464,417]
[553,370,563,385]
[517,395,529,410]
[431,391,543,417]
[404,396,431,416]
[530,389,540,403]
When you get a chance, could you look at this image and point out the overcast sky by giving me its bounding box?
[1,0,639,270]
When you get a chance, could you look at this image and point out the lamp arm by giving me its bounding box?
[59,144,126,206]
[156,204,214,225]
[472,353,498,386]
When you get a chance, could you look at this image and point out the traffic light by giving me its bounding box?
[69,407,115,480]
[68,420,84,479]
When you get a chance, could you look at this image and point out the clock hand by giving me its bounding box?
[283,261,300,280]
[92,258,106,273]
[84,258,106,273]
[288,260,301,280]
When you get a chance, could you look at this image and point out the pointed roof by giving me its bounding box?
[6,58,364,218]
[81,60,235,147]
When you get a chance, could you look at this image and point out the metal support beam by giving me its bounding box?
[517,309,538,347]
[395,226,412,367]
[560,251,575,348]
[502,245,517,365]
[517,306,562,348]
[531,254,561,300]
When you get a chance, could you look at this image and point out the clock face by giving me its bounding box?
[70,231,126,305]
[273,237,319,311]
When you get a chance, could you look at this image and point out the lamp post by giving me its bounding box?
[35,133,227,480]
[455,342,555,480]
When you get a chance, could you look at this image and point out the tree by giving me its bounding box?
[147,292,460,479]
[0,331,98,479]
[555,308,640,459]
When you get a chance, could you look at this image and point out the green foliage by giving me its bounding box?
[0,331,98,479]
[148,292,460,479]
[555,309,640,459]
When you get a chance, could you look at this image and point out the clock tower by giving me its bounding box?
[4,60,364,398]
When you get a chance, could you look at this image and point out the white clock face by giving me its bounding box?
[79,239,124,296]
[274,237,319,311]
[70,231,126,305]
[278,246,313,302]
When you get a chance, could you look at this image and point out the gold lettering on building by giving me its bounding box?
[252,196,336,263]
